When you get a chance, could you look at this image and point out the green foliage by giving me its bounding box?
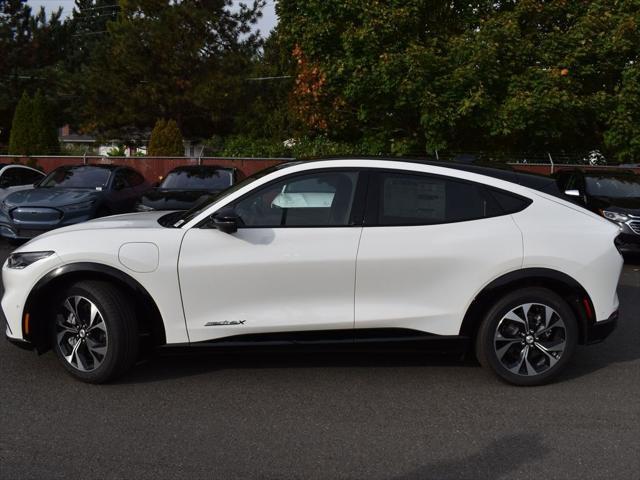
[220,135,289,158]
[0,0,67,144]
[605,64,640,163]
[80,0,264,142]
[219,134,393,158]
[8,90,58,155]
[278,0,640,162]
[30,90,59,154]
[3,0,640,162]
[106,145,126,156]
[148,119,184,157]
[8,92,32,155]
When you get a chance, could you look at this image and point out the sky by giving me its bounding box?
[26,0,278,36]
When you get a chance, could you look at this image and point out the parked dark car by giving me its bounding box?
[555,169,640,254]
[0,164,46,201]
[0,164,151,241]
[135,165,242,212]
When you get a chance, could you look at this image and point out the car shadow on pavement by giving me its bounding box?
[118,350,478,384]
[390,433,549,480]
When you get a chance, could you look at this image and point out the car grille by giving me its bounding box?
[10,207,62,223]
[629,221,640,235]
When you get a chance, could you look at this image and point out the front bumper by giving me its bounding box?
[2,252,63,341]
[5,331,34,351]
[615,233,640,254]
[584,310,618,344]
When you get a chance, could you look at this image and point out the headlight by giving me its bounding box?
[602,210,629,223]
[136,203,155,212]
[6,251,54,269]
[61,200,95,212]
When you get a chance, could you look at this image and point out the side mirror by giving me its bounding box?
[212,208,239,234]
[564,189,580,197]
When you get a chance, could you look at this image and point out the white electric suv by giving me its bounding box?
[2,159,623,385]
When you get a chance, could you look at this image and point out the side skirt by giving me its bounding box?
[157,328,471,356]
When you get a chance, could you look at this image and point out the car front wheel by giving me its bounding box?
[476,287,578,386]
[51,280,138,383]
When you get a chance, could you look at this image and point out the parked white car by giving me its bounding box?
[2,159,623,385]
[0,163,45,201]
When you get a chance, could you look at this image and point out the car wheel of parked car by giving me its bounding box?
[51,281,138,384]
[475,287,578,386]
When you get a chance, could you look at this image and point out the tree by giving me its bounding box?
[31,90,59,154]
[81,0,265,142]
[148,119,184,156]
[605,63,640,163]
[0,0,66,145]
[8,91,32,155]
[278,0,640,161]
[8,90,59,155]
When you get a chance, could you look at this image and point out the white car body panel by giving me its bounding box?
[179,227,362,342]
[2,159,623,350]
[355,215,523,335]
[511,193,622,321]
[3,212,190,344]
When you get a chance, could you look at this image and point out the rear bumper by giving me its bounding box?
[585,311,618,345]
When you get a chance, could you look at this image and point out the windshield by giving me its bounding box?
[585,175,640,198]
[172,164,285,227]
[160,169,233,190]
[40,166,112,189]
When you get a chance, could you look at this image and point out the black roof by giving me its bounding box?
[285,156,565,198]
[55,164,121,171]
[168,165,235,173]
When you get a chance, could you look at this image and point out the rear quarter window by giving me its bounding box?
[488,189,532,214]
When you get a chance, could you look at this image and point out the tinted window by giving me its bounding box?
[125,169,145,187]
[0,167,43,187]
[161,169,233,190]
[377,172,503,225]
[488,189,531,214]
[112,171,129,190]
[40,166,112,189]
[234,171,358,227]
[585,175,640,198]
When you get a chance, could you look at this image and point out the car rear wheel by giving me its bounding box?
[475,287,578,386]
[51,280,138,383]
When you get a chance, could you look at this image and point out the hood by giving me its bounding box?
[4,188,101,208]
[139,188,218,211]
[20,211,172,247]
[589,195,640,214]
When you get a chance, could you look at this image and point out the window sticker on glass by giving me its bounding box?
[383,177,445,220]
[271,192,335,208]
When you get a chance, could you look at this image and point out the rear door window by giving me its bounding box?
[373,171,526,226]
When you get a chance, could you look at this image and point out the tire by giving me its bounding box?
[475,287,578,386]
[51,280,139,384]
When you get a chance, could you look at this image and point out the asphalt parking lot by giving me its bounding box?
[0,241,638,480]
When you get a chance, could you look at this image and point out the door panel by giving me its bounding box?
[179,227,362,342]
[355,217,522,335]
